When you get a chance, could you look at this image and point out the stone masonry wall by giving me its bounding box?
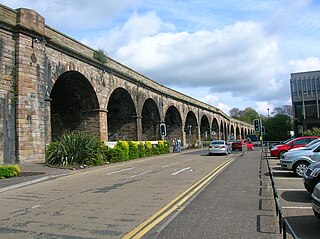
[0,25,16,164]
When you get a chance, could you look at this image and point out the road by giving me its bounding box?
[0,149,278,239]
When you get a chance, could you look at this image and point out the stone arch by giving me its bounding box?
[211,117,219,140]
[230,125,235,140]
[107,87,137,141]
[50,71,100,141]
[200,115,210,143]
[185,111,198,146]
[236,126,240,139]
[165,105,182,143]
[141,98,161,140]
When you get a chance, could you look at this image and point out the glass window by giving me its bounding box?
[291,80,297,95]
[307,78,311,94]
[302,79,306,94]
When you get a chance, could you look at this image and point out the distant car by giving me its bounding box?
[270,136,319,158]
[311,182,320,219]
[304,161,320,193]
[280,143,320,177]
[231,139,254,151]
[208,140,230,155]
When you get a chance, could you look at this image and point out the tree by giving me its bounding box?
[272,105,293,118]
[229,107,259,124]
[263,114,292,141]
[229,108,241,119]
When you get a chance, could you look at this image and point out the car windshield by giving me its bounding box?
[211,141,225,145]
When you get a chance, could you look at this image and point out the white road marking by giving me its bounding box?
[171,167,192,176]
[127,170,153,179]
[282,206,312,209]
[32,204,43,209]
[107,167,135,175]
[277,189,307,191]
[161,162,180,168]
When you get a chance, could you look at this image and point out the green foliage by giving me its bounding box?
[128,141,139,159]
[114,141,130,161]
[229,107,260,124]
[105,147,123,163]
[46,132,107,167]
[0,165,20,179]
[144,141,153,157]
[93,48,107,64]
[138,142,146,158]
[304,127,320,136]
[263,114,292,141]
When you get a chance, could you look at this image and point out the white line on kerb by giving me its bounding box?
[127,170,153,179]
[171,167,192,176]
[277,189,307,191]
[282,206,312,209]
[107,167,135,175]
[161,162,180,168]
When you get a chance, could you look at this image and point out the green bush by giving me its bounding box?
[46,132,107,167]
[0,165,20,179]
[304,127,320,136]
[114,141,129,161]
[106,147,122,163]
[128,141,139,159]
[138,142,146,158]
[157,140,170,154]
[145,141,153,157]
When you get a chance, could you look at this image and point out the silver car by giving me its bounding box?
[311,182,320,219]
[208,140,230,155]
[280,143,320,177]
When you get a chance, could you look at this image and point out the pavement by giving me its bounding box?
[0,159,76,193]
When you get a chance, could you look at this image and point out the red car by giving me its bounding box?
[231,139,254,151]
[269,136,319,158]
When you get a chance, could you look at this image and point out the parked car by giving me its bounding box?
[282,140,320,159]
[311,182,320,219]
[269,138,293,150]
[280,143,320,177]
[304,161,320,193]
[208,140,230,155]
[270,136,319,158]
[231,139,254,151]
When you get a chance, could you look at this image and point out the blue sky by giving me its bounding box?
[3,0,320,116]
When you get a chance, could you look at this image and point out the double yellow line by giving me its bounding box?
[123,157,235,239]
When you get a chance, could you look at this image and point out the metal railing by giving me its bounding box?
[262,145,299,239]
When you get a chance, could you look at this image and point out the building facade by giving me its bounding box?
[291,71,320,136]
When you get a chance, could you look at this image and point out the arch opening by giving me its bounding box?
[141,98,161,140]
[50,71,100,141]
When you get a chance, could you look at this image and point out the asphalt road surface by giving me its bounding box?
[0,149,276,239]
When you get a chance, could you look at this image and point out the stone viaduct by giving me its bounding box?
[0,4,254,164]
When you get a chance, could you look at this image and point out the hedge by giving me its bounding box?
[46,132,170,167]
[0,165,20,179]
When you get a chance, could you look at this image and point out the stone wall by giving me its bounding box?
[0,24,16,164]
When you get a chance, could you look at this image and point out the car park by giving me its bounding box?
[208,140,230,155]
[231,139,254,151]
[304,161,320,193]
[280,143,320,177]
[270,136,319,158]
[311,182,320,219]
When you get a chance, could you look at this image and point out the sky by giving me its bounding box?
[3,0,320,116]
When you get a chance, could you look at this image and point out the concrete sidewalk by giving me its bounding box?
[0,160,74,193]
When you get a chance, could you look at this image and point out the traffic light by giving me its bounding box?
[160,123,166,136]
[253,119,260,132]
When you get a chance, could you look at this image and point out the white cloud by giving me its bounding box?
[288,57,320,73]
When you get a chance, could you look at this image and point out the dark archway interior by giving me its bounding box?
[212,118,219,139]
[142,99,160,140]
[50,71,100,141]
[200,115,210,142]
[165,106,182,141]
[185,111,198,145]
[107,88,137,141]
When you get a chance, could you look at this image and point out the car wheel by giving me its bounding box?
[294,162,309,177]
[278,151,286,158]
[314,210,320,219]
